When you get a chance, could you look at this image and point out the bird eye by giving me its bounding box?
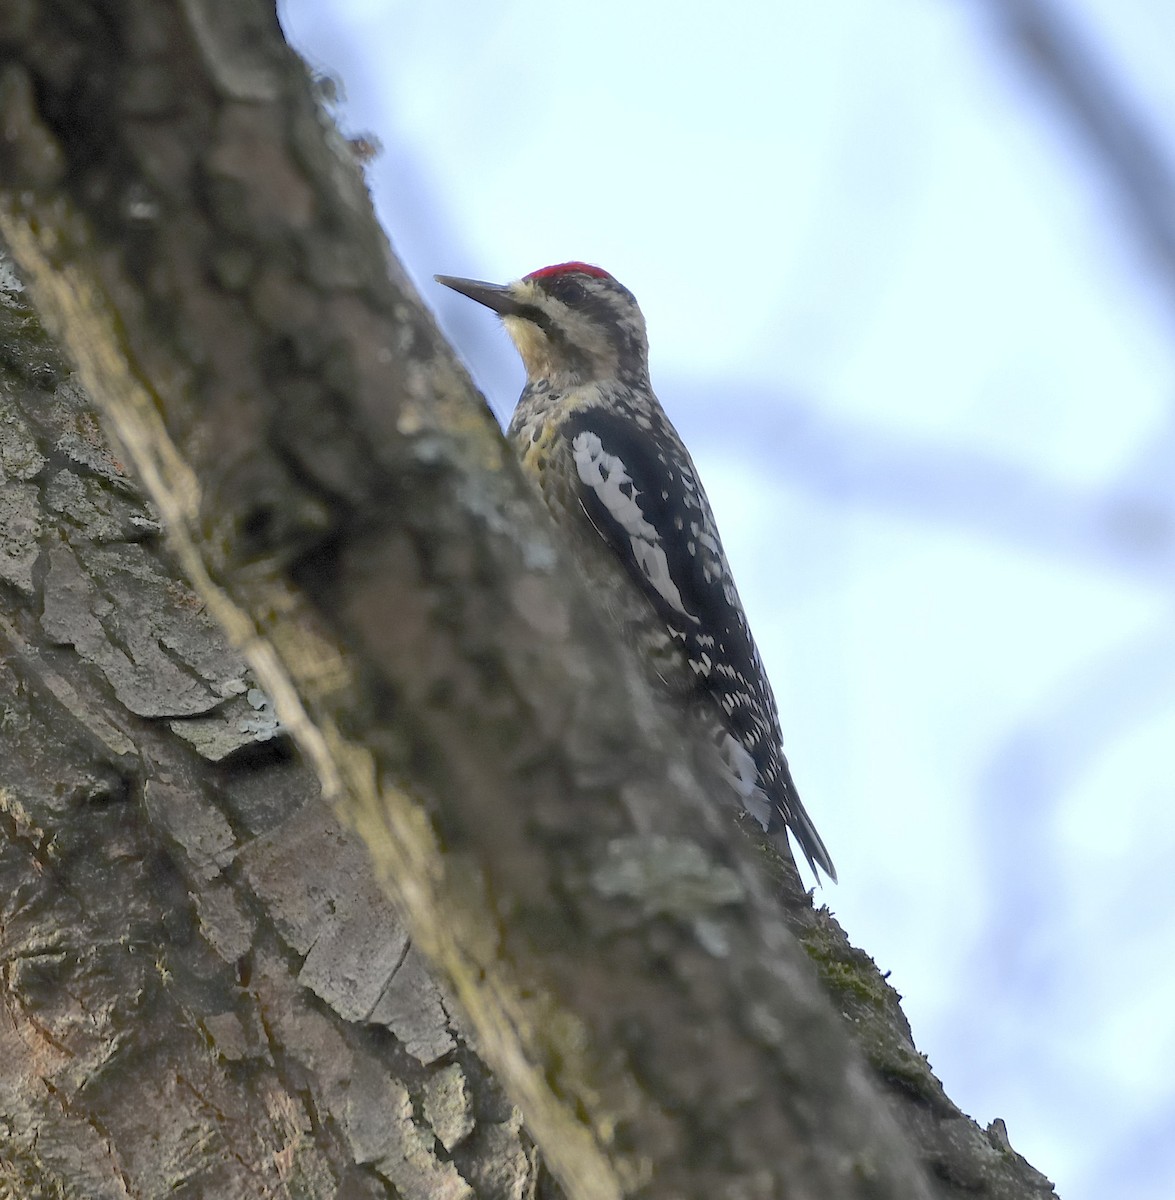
[548,276,586,304]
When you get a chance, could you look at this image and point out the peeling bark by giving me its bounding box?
[0,276,542,1198]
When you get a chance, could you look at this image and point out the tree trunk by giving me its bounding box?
[0,260,542,1198]
[0,4,1057,1198]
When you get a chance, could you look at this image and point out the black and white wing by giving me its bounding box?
[561,403,836,882]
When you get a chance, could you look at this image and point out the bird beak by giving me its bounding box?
[435,275,523,316]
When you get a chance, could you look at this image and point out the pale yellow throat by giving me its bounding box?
[502,315,555,380]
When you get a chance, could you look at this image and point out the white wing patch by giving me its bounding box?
[717,730,773,830]
[571,430,698,623]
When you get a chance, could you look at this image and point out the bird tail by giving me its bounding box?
[708,722,837,885]
[784,799,837,885]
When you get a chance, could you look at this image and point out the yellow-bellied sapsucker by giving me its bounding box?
[437,262,836,883]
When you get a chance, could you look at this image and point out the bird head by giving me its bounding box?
[436,262,650,388]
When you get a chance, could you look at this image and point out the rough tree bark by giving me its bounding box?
[0,4,1058,1199]
[0,258,542,1198]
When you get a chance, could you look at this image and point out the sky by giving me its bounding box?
[279,4,1175,1197]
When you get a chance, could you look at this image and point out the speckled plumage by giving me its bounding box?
[436,263,836,883]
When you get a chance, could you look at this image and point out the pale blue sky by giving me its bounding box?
[282,4,1175,1196]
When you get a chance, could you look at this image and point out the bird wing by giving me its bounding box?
[562,404,837,883]
[562,406,773,754]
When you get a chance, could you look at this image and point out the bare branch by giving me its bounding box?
[985,0,1175,310]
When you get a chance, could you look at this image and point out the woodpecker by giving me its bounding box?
[437,262,836,883]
